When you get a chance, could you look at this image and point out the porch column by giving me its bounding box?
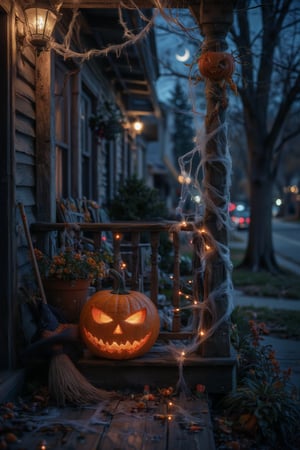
[192,1,235,357]
[36,51,56,221]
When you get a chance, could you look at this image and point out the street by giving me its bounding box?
[230,217,300,275]
[272,218,300,268]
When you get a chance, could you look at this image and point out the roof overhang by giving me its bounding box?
[61,1,200,8]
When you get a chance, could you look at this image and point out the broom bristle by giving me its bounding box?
[48,353,114,406]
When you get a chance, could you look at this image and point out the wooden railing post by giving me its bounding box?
[150,231,160,306]
[172,231,181,332]
[131,232,140,291]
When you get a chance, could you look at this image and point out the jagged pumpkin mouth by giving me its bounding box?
[83,327,152,354]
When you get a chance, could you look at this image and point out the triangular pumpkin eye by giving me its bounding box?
[91,306,113,324]
[125,308,146,325]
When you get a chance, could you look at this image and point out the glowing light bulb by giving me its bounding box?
[133,119,143,133]
[200,330,205,336]
[37,16,45,33]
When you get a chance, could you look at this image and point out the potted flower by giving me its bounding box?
[89,99,124,140]
[34,247,112,322]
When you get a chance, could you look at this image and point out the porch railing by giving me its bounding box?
[30,221,203,344]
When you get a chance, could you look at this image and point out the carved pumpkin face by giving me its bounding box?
[198,51,235,81]
[79,287,160,360]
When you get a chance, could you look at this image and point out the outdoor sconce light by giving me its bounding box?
[133,118,144,134]
[24,1,61,54]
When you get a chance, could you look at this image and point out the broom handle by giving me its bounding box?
[18,202,48,304]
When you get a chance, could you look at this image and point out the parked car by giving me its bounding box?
[230,209,251,230]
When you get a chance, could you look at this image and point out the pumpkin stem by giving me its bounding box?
[108,268,130,294]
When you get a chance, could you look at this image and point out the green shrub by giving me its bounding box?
[222,318,300,448]
[109,175,168,221]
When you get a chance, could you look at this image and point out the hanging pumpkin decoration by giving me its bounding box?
[198,51,237,94]
[79,270,160,360]
[198,51,235,81]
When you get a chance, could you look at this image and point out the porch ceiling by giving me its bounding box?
[78,6,163,140]
[61,1,200,8]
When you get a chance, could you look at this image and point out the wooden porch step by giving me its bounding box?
[12,394,216,450]
[77,345,236,395]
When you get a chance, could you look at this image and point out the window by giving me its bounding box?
[55,62,71,198]
[81,90,94,198]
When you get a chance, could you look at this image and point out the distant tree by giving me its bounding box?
[230,0,300,272]
[109,175,168,221]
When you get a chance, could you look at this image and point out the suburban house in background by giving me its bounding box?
[0,0,167,384]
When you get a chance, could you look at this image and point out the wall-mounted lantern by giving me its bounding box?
[24,1,61,54]
[132,118,144,134]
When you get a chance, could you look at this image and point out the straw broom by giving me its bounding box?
[19,202,115,406]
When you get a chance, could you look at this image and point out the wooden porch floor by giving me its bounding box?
[2,391,215,449]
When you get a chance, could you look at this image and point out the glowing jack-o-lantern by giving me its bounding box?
[79,270,160,360]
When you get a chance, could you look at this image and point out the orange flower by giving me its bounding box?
[34,247,112,281]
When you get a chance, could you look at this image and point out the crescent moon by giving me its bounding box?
[175,48,190,62]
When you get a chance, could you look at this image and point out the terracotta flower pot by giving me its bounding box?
[43,279,91,323]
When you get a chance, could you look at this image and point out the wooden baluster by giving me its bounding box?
[113,233,122,289]
[150,231,160,306]
[192,231,203,332]
[172,231,181,332]
[131,232,140,290]
[92,230,102,250]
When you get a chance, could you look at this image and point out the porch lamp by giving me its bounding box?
[133,118,144,134]
[24,2,60,54]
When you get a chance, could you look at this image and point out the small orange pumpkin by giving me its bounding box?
[198,51,235,81]
[79,270,160,360]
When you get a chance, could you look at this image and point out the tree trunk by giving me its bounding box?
[241,177,279,273]
[240,120,280,272]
